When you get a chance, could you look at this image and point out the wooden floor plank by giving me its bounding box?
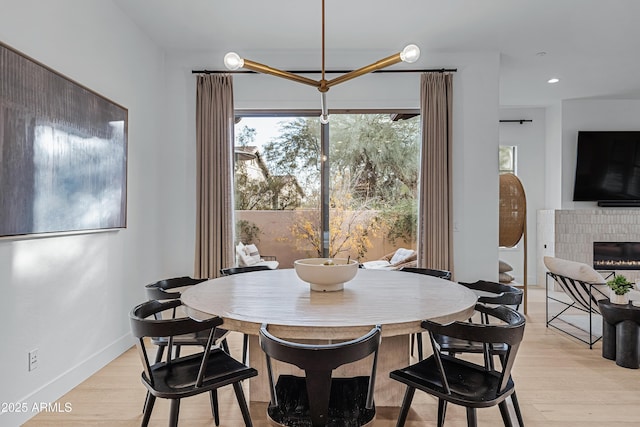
[23,286,640,426]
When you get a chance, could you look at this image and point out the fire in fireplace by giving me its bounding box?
[593,242,640,270]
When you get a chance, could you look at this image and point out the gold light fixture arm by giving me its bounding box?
[242,59,320,88]
[325,52,403,89]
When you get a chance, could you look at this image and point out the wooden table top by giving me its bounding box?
[181,268,477,339]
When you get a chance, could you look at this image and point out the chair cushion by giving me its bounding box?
[543,256,606,284]
[236,242,257,266]
[244,244,262,264]
[390,248,416,265]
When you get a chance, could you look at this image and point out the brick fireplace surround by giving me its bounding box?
[538,209,640,283]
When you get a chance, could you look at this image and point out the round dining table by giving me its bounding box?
[181,268,477,406]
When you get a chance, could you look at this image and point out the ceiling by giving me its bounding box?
[113,0,640,107]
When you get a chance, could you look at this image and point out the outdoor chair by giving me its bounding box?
[259,323,382,427]
[390,304,526,427]
[361,248,417,270]
[544,256,609,348]
[130,299,257,427]
[236,242,279,269]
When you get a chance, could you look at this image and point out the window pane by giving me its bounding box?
[329,114,419,261]
[234,113,420,267]
[499,145,516,174]
[234,116,321,268]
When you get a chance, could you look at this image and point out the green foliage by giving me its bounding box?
[235,220,261,244]
[607,275,634,295]
[379,199,418,245]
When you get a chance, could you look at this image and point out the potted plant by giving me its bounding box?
[606,275,633,304]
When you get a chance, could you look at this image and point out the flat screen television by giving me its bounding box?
[573,131,640,206]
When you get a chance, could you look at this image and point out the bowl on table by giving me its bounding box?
[293,258,359,292]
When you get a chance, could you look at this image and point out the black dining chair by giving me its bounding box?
[220,265,272,276]
[398,267,453,360]
[259,323,382,427]
[130,299,257,427]
[144,276,231,425]
[390,304,526,427]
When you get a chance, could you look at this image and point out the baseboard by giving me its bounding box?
[2,333,134,426]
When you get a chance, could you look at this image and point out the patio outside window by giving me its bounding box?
[234,112,419,268]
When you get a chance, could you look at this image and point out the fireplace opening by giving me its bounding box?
[593,242,640,270]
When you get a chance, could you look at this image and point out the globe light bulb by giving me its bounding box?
[400,44,420,63]
[224,52,244,70]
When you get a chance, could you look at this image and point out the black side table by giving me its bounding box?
[598,299,640,369]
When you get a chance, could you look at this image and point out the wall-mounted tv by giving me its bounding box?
[573,131,640,206]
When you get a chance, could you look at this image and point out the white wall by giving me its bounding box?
[165,49,501,283]
[499,107,546,284]
[561,99,640,209]
[0,1,167,424]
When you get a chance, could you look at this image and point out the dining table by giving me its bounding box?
[181,268,477,407]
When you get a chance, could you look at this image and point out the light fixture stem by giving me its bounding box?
[321,92,328,116]
[321,0,326,83]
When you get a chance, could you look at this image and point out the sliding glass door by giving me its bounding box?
[234,112,419,267]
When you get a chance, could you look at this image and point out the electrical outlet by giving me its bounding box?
[28,349,38,371]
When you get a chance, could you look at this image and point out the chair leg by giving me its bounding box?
[141,394,155,427]
[410,333,415,356]
[498,400,514,427]
[242,333,249,365]
[232,381,253,427]
[142,391,150,414]
[437,399,447,427]
[466,407,478,427]
[417,333,423,360]
[209,390,220,425]
[169,399,180,427]
[221,338,230,355]
[395,386,416,427]
[510,392,525,427]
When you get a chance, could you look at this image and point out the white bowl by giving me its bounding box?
[294,258,359,292]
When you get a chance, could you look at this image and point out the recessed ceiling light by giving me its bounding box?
[548,78,560,84]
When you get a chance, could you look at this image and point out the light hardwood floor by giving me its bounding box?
[24,287,640,427]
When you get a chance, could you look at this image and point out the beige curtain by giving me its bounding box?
[417,73,454,273]
[194,74,235,278]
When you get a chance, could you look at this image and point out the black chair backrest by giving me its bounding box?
[422,304,526,394]
[145,276,207,300]
[400,267,452,280]
[259,324,382,427]
[130,299,223,385]
[458,279,523,307]
[220,265,271,276]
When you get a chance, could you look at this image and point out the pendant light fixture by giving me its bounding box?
[224,0,420,123]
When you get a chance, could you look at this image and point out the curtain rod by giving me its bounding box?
[499,119,533,124]
[192,68,457,75]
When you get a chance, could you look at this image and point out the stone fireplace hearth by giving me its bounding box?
[538,209,640,283]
